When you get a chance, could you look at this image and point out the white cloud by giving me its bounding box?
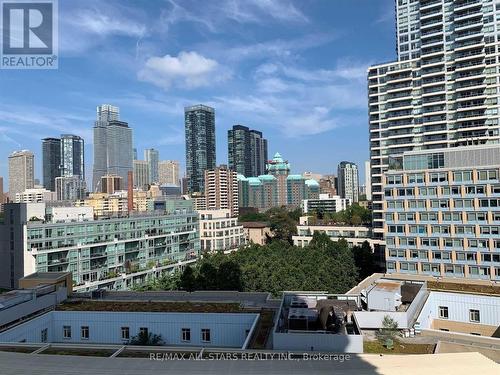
[138,51,230,90]
[0,105,93,143]
[160,0,307,33]
[59,2,147,54]
[69,10,146,37]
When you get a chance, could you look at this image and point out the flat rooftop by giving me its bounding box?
[20,272,69,281]
[0,351,497,375]
[57,300,244,313]
[348,273,500,296]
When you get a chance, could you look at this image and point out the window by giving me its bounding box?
[63,326,71,339]
[469,309,480,323]
[81,326,89,340]
[201,328,211,343]
[139,327,149,336]
[438,306,449,319]
[182,328,191,342]
[121,327,130,340]
[41,328,48,343]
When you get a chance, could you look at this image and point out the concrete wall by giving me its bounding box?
[416,291,500,333]
[0,311,259,348]
[0,288,66,327]
[354,311,409,329]
[273,331,363,353]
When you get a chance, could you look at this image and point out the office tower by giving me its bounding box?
[185,105,216,193]
[8,150,34,199]
[42,137,61,191]
[60,134,84,179]
[369,0,500,241]
[228,125,268,177]
[133,148,138,160]
[205,165,239,217]
[384,145,500,280]
[55,176,86,201]
[101,175,122,194]
[364,160,371,201]
[337,162,359,203]
[93,105,133,192]
[144,148,159,184]
[267,152,290,206]
[159,160,180,186]
[133,160,150,189]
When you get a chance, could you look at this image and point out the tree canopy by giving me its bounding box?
[139,231,359,297]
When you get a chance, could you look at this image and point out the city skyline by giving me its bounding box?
[0,0,396,189]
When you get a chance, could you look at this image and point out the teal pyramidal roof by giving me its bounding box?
[267,152,290,171]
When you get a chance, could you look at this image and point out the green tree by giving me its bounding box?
[196,263,218,290]
[266,207,298,244]
[353,241,378,281]
[217,261,242,291]
[179,265,196,292]
[129,331,164,346]
[377,315,399,346]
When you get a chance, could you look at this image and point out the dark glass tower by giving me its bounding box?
[228,125,251,176]
[42,137,61,191]
[228,125,268,177]
[185,105,216,193]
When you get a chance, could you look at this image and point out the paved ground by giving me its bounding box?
[436,341,500,363]
[1,351,498,375]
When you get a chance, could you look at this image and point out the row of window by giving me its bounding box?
[385,184,500,197]
[388,223,500,236]
[388,249,500,263]
[438,306,481,324]
[60,326,212,343]
[387,261,500,277]
[387,211,500,223]
[386,169,499,185]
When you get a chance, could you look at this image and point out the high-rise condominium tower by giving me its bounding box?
[205,165,239,217]
[42,138,61,191]
[92,105,133,191]
[228,125,268,177]
[159,160,180,186]
[144,148,159,184]
[8,150,34,199]
[337,161,359,203]
[368,0,500,240]
[185,105,216,193]
[60,135,84,179]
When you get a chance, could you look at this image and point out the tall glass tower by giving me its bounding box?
[144,148,159,184]
[228,125,268,177]
[42,137,61,191]
[184,105,216,193]
[92,105,133,191]
[61,135,84,178]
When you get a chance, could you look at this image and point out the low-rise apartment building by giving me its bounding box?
[199,209,246,253]
[302,193,351,214]
[0,201,200,290]
[293,216,383,249]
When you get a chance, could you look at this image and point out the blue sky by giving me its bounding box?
[0,0,396,189]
